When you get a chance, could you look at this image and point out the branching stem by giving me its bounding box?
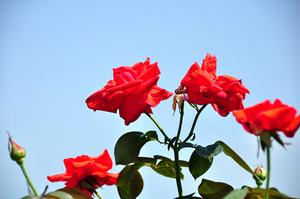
[183,104,207,143]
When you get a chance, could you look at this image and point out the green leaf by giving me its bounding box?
[144,130,159,141]
[148,155,185,179]
[116,155,185,198]
[114,131,158,165]
[179,160,189,167]
[246,187,296,199]
[151,159,184,179]
[43,188,92,199]
[188,141,253,179]
[117,165,144,199]
[194,143,223,158]
[136,156,157,165]
[188,143,222,179]
[153,155,188,167]
[154,155,172,161]
[198,179,234,199]
[189,151,213,179]
[216,141,254,175]
[126,155,185,180]
[224,188,249,199]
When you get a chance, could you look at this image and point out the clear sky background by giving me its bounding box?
[1,1,300,198]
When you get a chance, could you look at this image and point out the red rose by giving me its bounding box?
[86,58,172,125]
[47,150,119,196]
[212,75,249,116]
[180,54,223,105]
[233,99,300,138]
[181,54,249,116]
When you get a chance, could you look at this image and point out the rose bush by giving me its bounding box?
[6,55,299,199]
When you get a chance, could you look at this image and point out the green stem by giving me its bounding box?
[265,147,271,199]
[183,104,207,143]
[174,102,185,198]
[188,102,198,111]
[175,102,184,146]
[18,160,39,197]
[145,113,171,143]
[95,191,103,199]
[174,149,183,198]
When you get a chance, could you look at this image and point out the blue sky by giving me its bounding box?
[0,1,300,198]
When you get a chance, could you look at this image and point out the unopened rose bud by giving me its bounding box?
[254,166,266,181]
[253,166,266,187]
[8,132,26,163]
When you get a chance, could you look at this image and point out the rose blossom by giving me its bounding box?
[212,75,249,116]
[47,150,119,196]
[86,58,172,125]
[181,54,249,116]
[233,99,300,137]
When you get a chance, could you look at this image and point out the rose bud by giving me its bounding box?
[253,166,266,187]
[8,133,26,163]
[254,166,266,181]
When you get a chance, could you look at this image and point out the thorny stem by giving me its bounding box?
[18,160,39,197]
[183,104,207,143]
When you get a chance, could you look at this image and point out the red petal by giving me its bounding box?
[147,86,173,107]
[201,54,217,77]
[232,109,255,134]
[136,61,160,81]
[94,149,113,171]
[113,66,137,84]
[283,115,300,137]
[85,89,125,113]
[180,62,201,85]
[118,77,159,125]
[92,172,119,187]
[47,173,70,182]
[244,100,272,123]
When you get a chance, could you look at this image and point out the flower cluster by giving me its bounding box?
[49,55,300,198]
[86,54,250,124]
